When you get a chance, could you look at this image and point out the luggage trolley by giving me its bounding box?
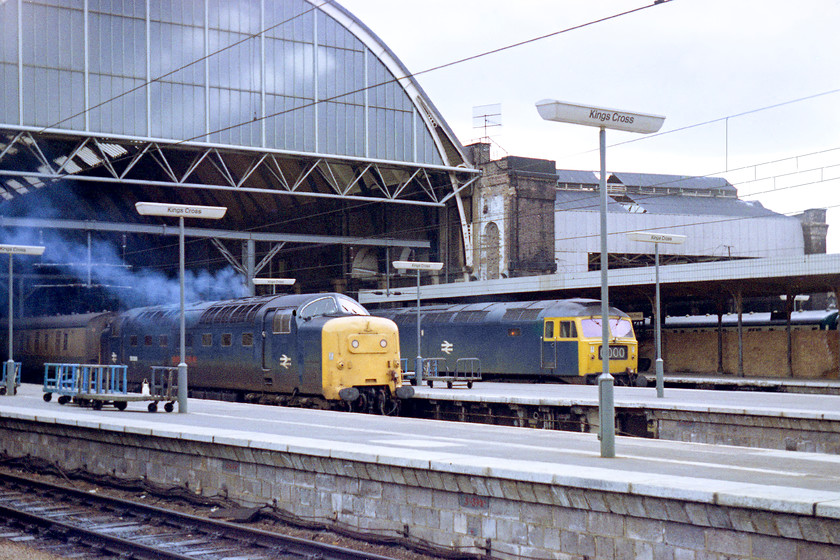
[43,363,178,412]
[0,361,21,395]
[402,357,481,389]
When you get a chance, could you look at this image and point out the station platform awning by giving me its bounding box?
[359,253,840,306]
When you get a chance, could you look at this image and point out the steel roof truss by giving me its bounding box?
[316,160,343,196]
[24,133,56,176]
[391,167,423,201]
[210,238,246,276]
[0,131,25,162]
[210,149,237,188]
[119,142,152,180]
[237,153,268,188]
[149,144,178,183]
[266,155,292,190]
[254,242,286,275]
[292,159,321,191]
[54,137,92,175]
[373,166,393,199]
[93,139,120,179]
[180,149,211,184]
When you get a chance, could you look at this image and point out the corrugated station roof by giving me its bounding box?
[554,190,783,218]
[555,190,626,212]
[610,172,736,194]
[556,170,598,185]
[610,193,786,217]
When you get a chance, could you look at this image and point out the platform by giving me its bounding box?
[1,383,839,558]
[407,380,840,454]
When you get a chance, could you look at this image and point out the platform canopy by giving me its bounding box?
[0,0,478,299]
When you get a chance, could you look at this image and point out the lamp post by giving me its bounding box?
[393,260,443,385]
[627,231,686,398]
[1,244,46,396]
[253,278,296,295]
[536,99,664,457]
[135,202,227,413]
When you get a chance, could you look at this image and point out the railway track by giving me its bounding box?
[0,471,401,560]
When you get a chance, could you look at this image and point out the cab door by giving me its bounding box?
[541,319,557,369]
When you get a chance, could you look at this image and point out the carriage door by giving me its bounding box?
[262,310,275,370]
[541,319,557,369]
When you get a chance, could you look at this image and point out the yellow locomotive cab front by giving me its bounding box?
[320,316,411,410]
[577,316,638,377]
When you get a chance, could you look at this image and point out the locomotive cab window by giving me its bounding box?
[130,335,138,347]
[560,321,578,338]
[543,320,555,339]
[144,335,153,346]
[222,333,232,347]
[201,333,212,347]
[299,297,337,320]
[242,332,253,347]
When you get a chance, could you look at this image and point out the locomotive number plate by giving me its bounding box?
[598,345,628,360]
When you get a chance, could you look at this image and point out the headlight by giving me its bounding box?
[351,339,359,348]
[380,339,387,348]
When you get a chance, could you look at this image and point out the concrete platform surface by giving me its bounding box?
[413,381,840,420]
[3,383,840,519]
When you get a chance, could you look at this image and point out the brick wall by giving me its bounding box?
[2,417,839,559]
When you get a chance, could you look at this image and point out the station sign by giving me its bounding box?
[0,244,45,255]
[135,202,227,220]
[627,231,687,245]
[535,99,665,134]
[393,260,444,271]
[253,278,296,285]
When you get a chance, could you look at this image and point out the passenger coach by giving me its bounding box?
[374,298,639,384]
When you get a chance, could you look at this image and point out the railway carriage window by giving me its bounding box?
[144,335,153,346]
[560,321,578,338]
[130,335,138,347]
[55,334,60,352]
[544,321,554,339]
[44,333,50,351]
[221,333,232,347]
[34,334,39,353]
[273,313,292,334]
[63,332,69,351]
[159,335,168,347]
[202,333,212,347]
[242,332,253,347]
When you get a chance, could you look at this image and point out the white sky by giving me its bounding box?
[338,0,840,251]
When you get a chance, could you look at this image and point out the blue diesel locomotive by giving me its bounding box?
[15,293,413,413]
[374,298,639,384]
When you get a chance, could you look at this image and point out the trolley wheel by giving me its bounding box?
[0,387,6,396]
[115,401,127,411]
[92,400,103,410]
[467,381,473,389]
[164,402,174,413]
[57,395,70,405]
[427,380,433,388]
[147,402,158,413]
[43,392,53,402]
[447,381,453,389]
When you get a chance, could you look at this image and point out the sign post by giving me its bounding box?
[537,99,664,458]
[135,202,227,413]
[1,244,46,396]
[627,231,687,398]
[393,260,443,385]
